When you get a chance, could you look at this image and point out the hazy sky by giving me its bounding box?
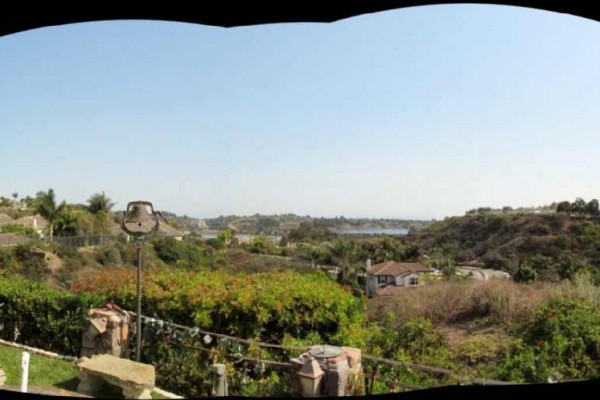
[1,5,599,220]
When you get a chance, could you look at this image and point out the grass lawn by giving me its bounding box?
[0,344,79,390]
[0,344,172,398]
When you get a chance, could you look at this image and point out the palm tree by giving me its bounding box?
[87,191,115,214]
[35,188,66,241]
[330,239,363,287]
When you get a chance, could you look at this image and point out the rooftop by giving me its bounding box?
[369,261,431,277]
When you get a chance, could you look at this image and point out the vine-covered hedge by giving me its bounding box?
[0,270,366,397]
[72,268,366,347]
[0,268,366,356]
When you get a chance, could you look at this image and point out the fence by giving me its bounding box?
[50,235,124,248]
[129,311,513,395]
[50,233,183,248]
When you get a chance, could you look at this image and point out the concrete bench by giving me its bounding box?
[76,354,155,399]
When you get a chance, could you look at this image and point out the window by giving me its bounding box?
[409,276,419,286]
[377,276,387,285]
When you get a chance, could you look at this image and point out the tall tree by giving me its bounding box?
[556,201,572,213]
[586,199,599,217]
[87,191,115,214]
[573,198,587,215]
[330,239,363,288]
[35,188,66,241]
[93,211,114,236]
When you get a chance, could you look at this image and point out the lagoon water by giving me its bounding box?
[334,228,409,235]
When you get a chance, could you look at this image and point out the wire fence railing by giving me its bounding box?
[50,234,125,248]
[48,233,184,248]
[129,310,514,393]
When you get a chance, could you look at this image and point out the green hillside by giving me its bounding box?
[414,211,600,282]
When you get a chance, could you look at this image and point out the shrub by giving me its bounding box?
[0,248,19,272]
[1,223,39,238]
[497,299,600,382]
[456,334,510,366]
[0,276,100,355]
[96,245,122,266]
[14,244,49,281]
[248,236,280,255]
[1,269,365,397]
[368,280,555,327]
[72,268,365,345]
[205,238,225,251]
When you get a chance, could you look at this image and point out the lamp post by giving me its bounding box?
[121,201,159,362]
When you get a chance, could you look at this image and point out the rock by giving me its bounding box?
[76,354,155,399]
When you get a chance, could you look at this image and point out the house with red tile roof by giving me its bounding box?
[365,259,432,298]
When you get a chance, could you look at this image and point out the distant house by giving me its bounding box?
[0,213,14,228]
[365,259,432,298]
[0,213,48,238]
[156,221,185,241]
[15,214,48,237]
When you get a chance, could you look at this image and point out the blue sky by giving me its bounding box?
[1,5,599,219]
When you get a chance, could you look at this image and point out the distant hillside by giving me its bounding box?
[413,211,600,282]
[204,214,432,235]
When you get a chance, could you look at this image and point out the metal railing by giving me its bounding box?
[49,234,124,248]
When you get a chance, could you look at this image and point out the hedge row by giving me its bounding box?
[1,268,366,352]
[0,270,366,396]
[0,277,102,355]
[72,268,366,346]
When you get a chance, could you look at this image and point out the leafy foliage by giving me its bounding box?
[497,299,600,382]
[247,235,280,255]
[87,191,115,214]
[287,222,337,244]
[152,236,209,269]
[34,188,66,241]
[0,276,100,354]
[0,223,39,238]
[72,268,366,345]
[415,212,600,282]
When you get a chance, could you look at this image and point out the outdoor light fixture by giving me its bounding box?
[297,356,324,397]
[121,201,159,362]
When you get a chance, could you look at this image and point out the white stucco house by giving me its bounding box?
[0,213,48,238]
[15,214,48,238]
[365,259,432,298]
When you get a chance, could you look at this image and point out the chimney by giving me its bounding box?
[33,217,37,229]
[366,258,371,271]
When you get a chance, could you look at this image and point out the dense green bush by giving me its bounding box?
[1,223,39,238]
[0,269,365,397]
[205,238,225,251]
[73,268,366,346]
[497,299,600,382]
[152,236,212,269]
[0,245,61,282]
[247,236,280,255]
[96,244,122,266]
[13,245,49,281]
[0,276,100,354]
[287,222,337,244]
[0,247,19,272]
